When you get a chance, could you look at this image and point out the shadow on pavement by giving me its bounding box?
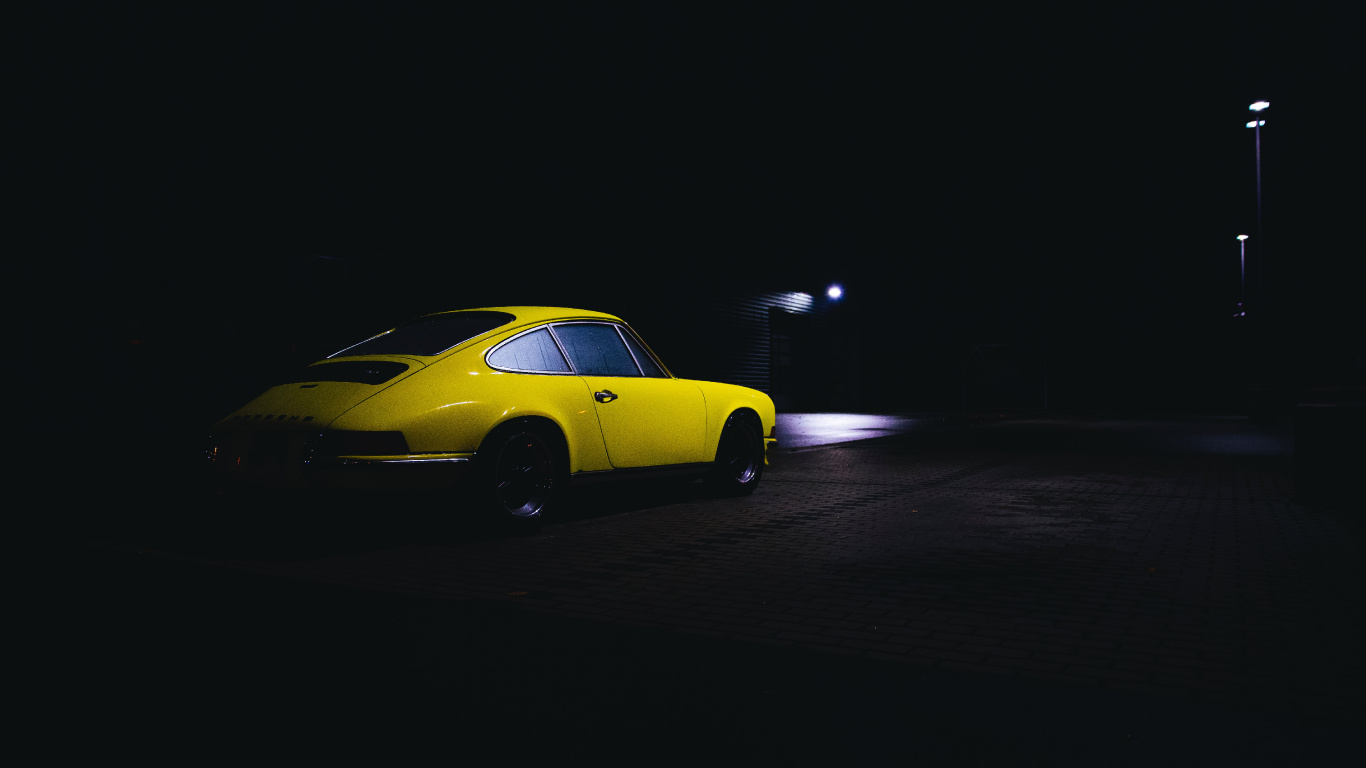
[70,475,720,563]
[52,548,1356,763]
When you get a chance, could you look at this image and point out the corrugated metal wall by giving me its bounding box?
[697,290,816,389]
[657,289,833,411]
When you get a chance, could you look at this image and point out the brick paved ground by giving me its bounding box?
[154,417,1364,724]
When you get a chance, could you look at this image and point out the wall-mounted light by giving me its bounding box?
[826,285,843,300]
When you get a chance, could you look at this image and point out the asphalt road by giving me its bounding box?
[49,414,1360,764]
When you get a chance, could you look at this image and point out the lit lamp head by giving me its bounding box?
[1237,235,1249,241]
[1249,101,1270,111]
[826,284,843,300]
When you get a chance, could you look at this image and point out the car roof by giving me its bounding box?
[421,306,625,325]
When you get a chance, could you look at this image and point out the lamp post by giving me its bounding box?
[1251,98,1267,292]
[1235,235,1248,317]
[1243,102,1277,421]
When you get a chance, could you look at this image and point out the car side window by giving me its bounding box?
[620,329,668,378]
[487,328,571,373]
[552,323,641,377]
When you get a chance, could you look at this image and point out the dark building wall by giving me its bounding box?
[897,344,1050,412]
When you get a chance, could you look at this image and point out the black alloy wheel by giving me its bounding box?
[485,426,559,521]
[708,413,763,496]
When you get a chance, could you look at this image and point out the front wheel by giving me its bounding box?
[474,423,562,525]
[706,413,764,497]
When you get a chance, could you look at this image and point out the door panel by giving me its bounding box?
[578,376,707,468]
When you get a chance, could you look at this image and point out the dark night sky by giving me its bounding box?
[21,1,1361,407]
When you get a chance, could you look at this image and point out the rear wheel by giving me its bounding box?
[706,412,763,497]
[475,423,562,525]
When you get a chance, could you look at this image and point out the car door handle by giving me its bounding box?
[595,390,618,403]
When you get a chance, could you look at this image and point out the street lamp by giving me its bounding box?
[1235,235,1248,317]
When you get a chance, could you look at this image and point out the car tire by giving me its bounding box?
[706,412,763,497]
[474,422,563,526]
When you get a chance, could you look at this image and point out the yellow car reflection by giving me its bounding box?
[208,307,777,522]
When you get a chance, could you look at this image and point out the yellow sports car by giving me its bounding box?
[207,307,777,522]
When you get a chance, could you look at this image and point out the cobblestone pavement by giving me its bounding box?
[161,417,1363,724]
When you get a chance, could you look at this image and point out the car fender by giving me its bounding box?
[326,363,613,473]
[688,380,777,460]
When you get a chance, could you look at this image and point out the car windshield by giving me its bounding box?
[331,311,516,357]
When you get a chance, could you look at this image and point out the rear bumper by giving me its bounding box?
[207,430,473,491]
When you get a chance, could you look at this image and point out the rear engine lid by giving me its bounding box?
[217,356,425,430]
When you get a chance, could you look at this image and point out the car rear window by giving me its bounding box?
[487,328,572,373]
[331,311,516,357]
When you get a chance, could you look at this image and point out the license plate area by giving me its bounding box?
[247,432,288,478]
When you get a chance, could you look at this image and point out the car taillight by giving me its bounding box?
[206,432,234,464]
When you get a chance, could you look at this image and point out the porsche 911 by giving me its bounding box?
[207,307,777,523]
